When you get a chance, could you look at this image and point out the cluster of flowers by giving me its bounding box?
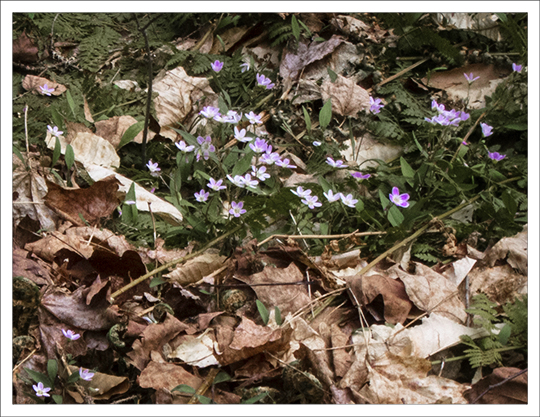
[425,100,470,126]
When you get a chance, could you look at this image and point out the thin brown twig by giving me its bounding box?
[471,368,528,404]
[257,230,385,247]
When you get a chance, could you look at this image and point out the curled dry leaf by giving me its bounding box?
[13,30,40,63]
[482,224,527,275]
[44,176,121,227]
[139,360,203,393]
[167,328,220,368]
[66,365,129,402]
[320,74,371,117]
[164,251,226,285]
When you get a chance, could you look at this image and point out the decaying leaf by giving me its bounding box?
[95,115,154,148]
[139,360,203,392]
[349,274,413,324]
[391,263,467,324]
[13,153,60,230]
[13,30,40,63]
[482,225,527,275]
[340,133,403,169]
[45,131,121,169]
[320,74,371,117]
[165,251,226,285]
[463,367,527,404]
[167,328,220,367]
[22,74,67,96]
[44,176,121,227]
[152,67,218,140]
[84,164,183,224]
[66,365,129,402]
[468,263,527,306]
[422,63,512,109]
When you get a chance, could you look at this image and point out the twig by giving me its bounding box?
[12,348,37,373]
[374,57,430,89]
[109,224,243,302]
[257,230,385,247]
[23,104,29,155]
[188,368,219,404]
[471,368,528,404]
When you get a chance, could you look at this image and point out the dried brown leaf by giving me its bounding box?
[94,115,155,149]
[13,247,51,285]
[138,360,203,392]
[468,264,527,306]
[127,313,189,371]
[463,367,527,404]
[13,30,40,63]
[320,74,370,117]
[165,251,226,285]
[330,323,353,378]
[393,263,467,324]
[22,74,66,96]
[44,176,121,227]
[483,225,527,275]
[66,365,129,402]
[349,274,413,324]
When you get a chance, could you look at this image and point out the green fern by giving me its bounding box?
[268,21,294,47]
[77,25,121,72]
[459,294,527,369]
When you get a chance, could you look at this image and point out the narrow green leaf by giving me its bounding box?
[52,394,63,404]
[78,213,91,227]
[387,205,404,227]
[298,19,312,37]
[495,13,507,23]
[67,371,80,385]
[274,306,282,326]
[171,384,196,394]
[217,96,228,114]
[13,146,27,167]
[379,189,390,210]
[291,15,300,41]
[400,156,415,178]
[302,106,311,132]
[66,90,77,119]
[319,99,332,130]
[327,67,338,83]
[24,368,53,388]
[65,144,75,170]
[118,121,144,149]
[498,323,512,345]
[52,137,62,167]
[47,359,58,384]
[50,106,64,129]
[256,299,269,325]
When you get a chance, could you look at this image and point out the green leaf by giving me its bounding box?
[197,395,212,404]
[47,359,58,384]
[13,146,27,167]
[256,299,269,325]
[291,15,300,41]
[66,90,77,119]
[387,204,404,227]
[504,123,527,131]
[213,371,231,385]
[52,394,63,404]
[65,144,75,170]
[400,156,415,178]
[171,384,196,394]
[274,306,282,326]
[67,371,80,385]
[232,152,254,176]
[150,276,166,288]
[496,13,508,23]
[50,106,64,129]
[379,189,390,210]
[319,99,332,130]
[327,67,338,83]
[501,190,518,216]
[52,137,62,167]
[118,121,144,149]
[24,368,53,388]
[122,183,138,224]
[498,323,512,345]
[242,392,269,404]
[217,96,229,114]
[302,106,312,132]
